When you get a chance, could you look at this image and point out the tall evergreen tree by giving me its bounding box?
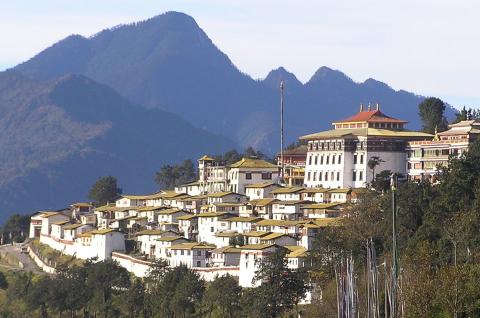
[88,176,122,206]
[418,97,448,134]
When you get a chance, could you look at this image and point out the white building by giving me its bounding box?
[227,158,279,194]
[245,182,282,200]
[198,155,228,194]
[406,120,480,182]
[301,105,432,189]
[211,246,241,267]
[155,236,189,260]
[197,212,235,244]
[271,200,310,221]
[239,244,283,287]
[271,187,304,201]
[168,243,215,268]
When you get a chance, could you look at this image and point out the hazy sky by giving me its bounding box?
[1,1,479,109]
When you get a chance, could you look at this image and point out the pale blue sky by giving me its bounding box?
[1,0,479,109]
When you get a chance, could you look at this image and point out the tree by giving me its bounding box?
[229,234,245,247]
[88,176,122,206]
[122,279,147,318]
[202,275,241,318]
[0,272,8,289]
[418,97,448,134]
[85,259,131,318]
[154,159,197,190]
[26,276,54,318]
[0,214,30,243]
[367,156,384,183]
[253,249,310,318]
[244,146,267,160]
[371,170,391,192]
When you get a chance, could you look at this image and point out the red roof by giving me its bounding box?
[333,109,407,124]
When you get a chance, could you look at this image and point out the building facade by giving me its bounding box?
[301,105,432,189]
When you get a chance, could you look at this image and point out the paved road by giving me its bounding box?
[0,244,45,275]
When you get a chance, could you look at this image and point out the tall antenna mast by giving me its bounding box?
[280,81,285,183]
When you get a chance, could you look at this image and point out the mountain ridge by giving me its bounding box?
[14,11,457,153]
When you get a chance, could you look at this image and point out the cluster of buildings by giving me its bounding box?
[29,105,480,290]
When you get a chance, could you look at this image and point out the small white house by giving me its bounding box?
[207,192,246,205]
[239,244,284,287]
[197,212,234,244]
[177,214,199,240]
[89,229,126,260]
[211,246,241,267]
[300,188,330,203]
[243,231,271,245]
[38,212,70,236]
[155,236,189,260]
[136,229,165,257]
[272,200,310,221]
[245,182,282,200]
[271,187,304,201]
[260,232,298,246]
[63,223,94,241]
[168,243,215,268]
[227,158,280,195]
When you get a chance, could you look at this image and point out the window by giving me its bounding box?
[332,155,336,164]
[246,173,252,180]
[359,171,363,181]
[337,172,340,181]
[181,250,184,255]
[307,172,311,181]
[313,172,317,181]
[320,156,324,165]
[319,172,323,181]
[262,172,272,180]
[326,156,329,165]
[197,250,202,256]
[196,261,201,267]
[331,171,335,180]
[360,154,364,164]
[353,154,357,164]
[314,156,318,165]
[210,227,214,232]
[325,172,329,181]
[352,171,357,181]
[338,155,342,164]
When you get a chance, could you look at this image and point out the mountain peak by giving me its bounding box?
[308,66,352,84]
[263,67,302,90]
[362,78,392,91]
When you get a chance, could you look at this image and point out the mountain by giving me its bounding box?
[0,71,235,219]
[14,11,457,153]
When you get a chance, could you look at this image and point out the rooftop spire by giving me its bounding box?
[368,103,371,111]
[360,103,364,112]
[376,103,380,111]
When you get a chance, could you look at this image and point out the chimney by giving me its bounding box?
[359,103,364,112]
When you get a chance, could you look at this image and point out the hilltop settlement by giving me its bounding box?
[28,105,480,298]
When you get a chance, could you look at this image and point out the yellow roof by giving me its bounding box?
[245,182,278,189]
[248,198,279,206]
[156,236,186,242]
[303,203,344,209]
[215,231,239,237]
[260,232,293,241]
[90,229,118,235]
[39,211,61,218]
[300,128,432,140]
[94,205,132,212]
[63,223,87,230]
[285,246,307,258]
[71,202,92,207]
[52,220,70,226]
[240,243,281,250]
[199,155,215,161]
[177,214,198,221]
[213,203,244,207]
[196,212,232,218]
[243,231,271,237]
[224,216,262,223]
[300,188,330,193]
[77,232,93,238]
[271,187,304,194]
[157,208,188,215]
[229,157,277,169]
[213,246,242,253]
[208,191,236,198]
[170,243,215,250]
[256,219,305,227]
[328,188,351,194]
[136,229,164,236]
[312,218,342,227]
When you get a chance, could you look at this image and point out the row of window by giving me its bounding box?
[306,170,365,182]
[308,154,342,166]
[306,171,341,182]
[172,249,203,256]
